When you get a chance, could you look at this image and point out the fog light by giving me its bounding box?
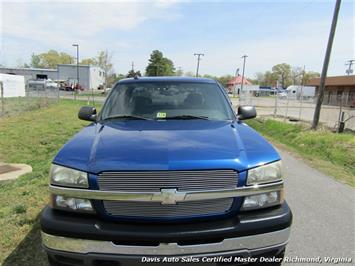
[51,195,94,213]
[241,191,283,211]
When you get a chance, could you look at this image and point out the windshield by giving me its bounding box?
[100,82,234,121]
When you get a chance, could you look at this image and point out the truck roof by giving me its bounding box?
[118,76,217,84]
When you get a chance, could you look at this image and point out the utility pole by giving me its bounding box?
[131,61,135,72]
[311,0,341,130]
[240,55,248,93]
[194,53,204,77]
[345,59,355,75]
[72,44,79,100]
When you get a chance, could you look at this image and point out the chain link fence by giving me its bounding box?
[234,89,355,131]
[0,82,104,119]
[0,82,60,117]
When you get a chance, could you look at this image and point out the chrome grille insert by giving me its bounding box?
[98,170,238,219]
[98,170,238,192]
[103,198,234,218]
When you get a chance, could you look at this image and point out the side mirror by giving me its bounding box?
[237,106,256,120]
[78,106,97,121]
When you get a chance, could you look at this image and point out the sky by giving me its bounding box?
[0,0,354,78]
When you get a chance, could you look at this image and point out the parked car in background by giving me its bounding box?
[41,77,292,266]
[28,79,58,91]
[101,87,112,94]
[278,90,288,99]
[45,79,59,89]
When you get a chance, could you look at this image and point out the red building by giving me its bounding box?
[226,75,252,92]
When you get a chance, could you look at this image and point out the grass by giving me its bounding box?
[0,97,58,117]
[0,99,99,265]
[78,90,106,97]
[246,119,355,187]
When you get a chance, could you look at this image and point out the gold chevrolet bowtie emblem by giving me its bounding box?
[153,189,186,205]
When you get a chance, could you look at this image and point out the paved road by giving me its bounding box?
[279,149,354,264]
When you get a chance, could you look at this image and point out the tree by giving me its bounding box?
[81,50,115,87]
[30,53,41,67]
[80,58,97,65]
[176,67,183,76]
[262,71,278,87]
[126,70,142,78]
[109,73,126,85]
[303,71,320,84]
[216,75,234,87]
[291,66,303,85]
[184,71,195,77]
[30,50,74,68]
[254,72,265,85]
[253,64,320,87]
[202,74,217,79]
[145,50,175,76]
[272,63,292,88]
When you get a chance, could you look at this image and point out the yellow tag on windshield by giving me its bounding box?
[157,112,167,118]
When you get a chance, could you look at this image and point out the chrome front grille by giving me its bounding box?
[98,170,238,219]
[103,198,234,218]
[98,170,238,192]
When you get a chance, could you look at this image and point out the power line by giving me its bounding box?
[194,53,204,77]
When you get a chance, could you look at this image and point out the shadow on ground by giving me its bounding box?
[3,213,49,266]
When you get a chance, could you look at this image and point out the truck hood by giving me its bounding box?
[53,120,280,174]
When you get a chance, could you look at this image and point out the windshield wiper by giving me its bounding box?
[160,115,209,120]
[102,115,150,121]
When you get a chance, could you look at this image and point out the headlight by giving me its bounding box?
[247,161,282,185]
[50,164,89,188]
[241,190,284,211]
[51,194,94,213]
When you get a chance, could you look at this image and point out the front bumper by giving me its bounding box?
[41,202,291,265]
[44,232,288,266]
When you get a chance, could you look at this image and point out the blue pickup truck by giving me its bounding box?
[41,77,292,265]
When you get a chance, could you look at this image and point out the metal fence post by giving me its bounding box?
[274,91,278,118]
[337,93,343,129]
[284,96,289,121]
[298,86,304,121]
[45,86,48,106]
[0,81,4,115]
[92,87,95,106]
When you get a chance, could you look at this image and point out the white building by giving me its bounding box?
[57,64,105,90]
[0,74,26,97]
[0,67,57,81]
[0,64,105,90]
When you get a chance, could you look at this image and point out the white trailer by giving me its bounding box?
[286,85,315,99]
[0,74,26,97]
